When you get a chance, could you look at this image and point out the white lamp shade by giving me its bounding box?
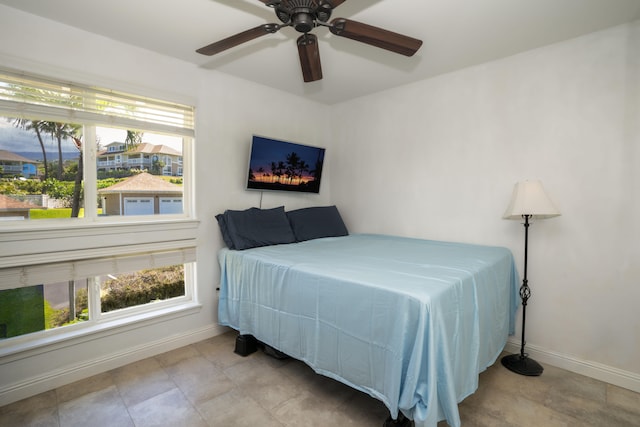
[503,180,561,219]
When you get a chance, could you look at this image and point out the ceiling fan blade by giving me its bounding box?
[196,24,280,56]
[297,33,323,82]
[329,18,422,57]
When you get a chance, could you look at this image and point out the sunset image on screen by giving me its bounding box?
[247,136,325,194]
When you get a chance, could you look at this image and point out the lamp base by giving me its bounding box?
[501,353,544,376]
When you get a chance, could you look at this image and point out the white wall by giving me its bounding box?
[330,21,640,389]
[0,5,330,405]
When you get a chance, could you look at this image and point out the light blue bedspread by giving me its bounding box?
[218,234,519,427]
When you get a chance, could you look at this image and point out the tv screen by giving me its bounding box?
[246,135,325,194]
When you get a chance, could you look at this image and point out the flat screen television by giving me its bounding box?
[246,135,325,194]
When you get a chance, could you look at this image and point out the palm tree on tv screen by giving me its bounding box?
[285,151,301,184]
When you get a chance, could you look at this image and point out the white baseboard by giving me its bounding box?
[504,339,640,393]
[0,324,230,407]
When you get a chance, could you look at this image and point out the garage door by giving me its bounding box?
[124,197,154,215]
[159,197,182,214]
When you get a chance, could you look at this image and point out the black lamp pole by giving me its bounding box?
[501,214,544,376]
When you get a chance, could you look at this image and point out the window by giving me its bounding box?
[0,282,87,339]
[0,67,198,349]
[100,264,186,313]
[0,250,195,341]
[0,67,193,221]
[95,126,185,216]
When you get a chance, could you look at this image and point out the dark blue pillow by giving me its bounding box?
[286,205,348,242]
[222,206,296,250]
[215,213,235,249]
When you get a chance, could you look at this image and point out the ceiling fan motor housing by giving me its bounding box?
[275,0,334,33]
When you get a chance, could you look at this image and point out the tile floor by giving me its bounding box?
[1,331,639,427]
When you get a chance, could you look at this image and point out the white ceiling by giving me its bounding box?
[1,0,639,104]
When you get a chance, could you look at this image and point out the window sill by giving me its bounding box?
[0,301,202,363]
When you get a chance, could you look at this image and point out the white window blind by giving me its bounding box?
[0,248,196,290]
[0,67,194,137]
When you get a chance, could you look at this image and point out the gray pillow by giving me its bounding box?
[222,206,296,250]
[286,205,348,242]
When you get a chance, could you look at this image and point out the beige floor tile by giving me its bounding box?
[236,368,305,411]
[110,356,175,407]
[447,411,519,427]
[0,390,57,416]
[197,388,284,427]
[289,364,360,409]
[479,361,552,404]
[192,331,243,370]
[261,357,390,426]
[607,383,640,413]
[333,388,391,427]
[544,365,607,402]
[128,387,207,427]
[165,355,236,405]
[0,390,59,427]
[0,405,59,427]
[277,355,319,382]
[272,388,352,427]
[482,392,577,426]
[58,385,133,427]
[538,368,640,426]
[222,354,286,387]
[55,371,114,404]
[154,344,201,367]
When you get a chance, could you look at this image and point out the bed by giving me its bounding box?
[216,206,519,427]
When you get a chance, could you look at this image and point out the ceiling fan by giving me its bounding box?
[196,0,423,82]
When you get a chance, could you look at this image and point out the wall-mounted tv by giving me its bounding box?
[246,135,325,194]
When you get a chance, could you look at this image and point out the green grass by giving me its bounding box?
[0,286,45,338]
[29,208,102,219]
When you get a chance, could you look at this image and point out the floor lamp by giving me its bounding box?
[502,180,560,376]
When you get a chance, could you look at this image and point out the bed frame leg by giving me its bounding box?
[234,334,258,356]
[383,412,412,427]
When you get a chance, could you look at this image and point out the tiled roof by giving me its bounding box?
[0,194,39,210]
[98,172,182,194]
[0,150,38,163]
[97,143,181,157]
[137,143,182,156]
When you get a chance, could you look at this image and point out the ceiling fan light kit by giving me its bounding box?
[197,0,422,83]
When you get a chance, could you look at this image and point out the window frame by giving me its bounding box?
[0,258,197,356]
[0,67,200,356]
[0,65,197,229]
